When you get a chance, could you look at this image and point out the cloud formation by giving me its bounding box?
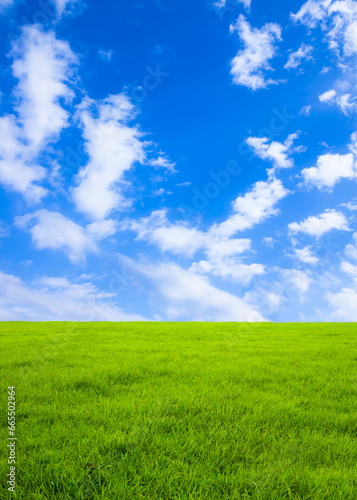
[229,15,282,90]
[15,210,107,263]
[288,209,350,237]
[0,270,145,321]
[246,134,302,174]
[123,178,288,285]
[292,0,357,56]
[211,178,288,238]
[122,256,266,321]
[73,94,146,220]
[284,43,314,70]
[293,245,319,264]
[302,153,356,189]
[328,288,357,321]
[52,0,81,17]
[0,26,77,202]
[319,89,356,115]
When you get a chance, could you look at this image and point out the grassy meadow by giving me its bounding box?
[1,322,357,499]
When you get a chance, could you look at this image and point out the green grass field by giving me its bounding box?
[1,322,357,499]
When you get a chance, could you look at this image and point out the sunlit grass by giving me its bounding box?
[1,322,357,499]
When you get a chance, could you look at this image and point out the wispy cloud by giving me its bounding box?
[0,0,13,12]
[327,287,357,321]
[293,245,319,264]
[148,153,177,173]
[122,255,266,321]
[121,178,288,285]
[0,270,145,321]
[15,210,98,263]
[284,43,314,70]
[282,268,312,293]
[52,0,82,18]
[213,0,251,11]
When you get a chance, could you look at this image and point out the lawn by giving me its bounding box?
[1,322,357,499]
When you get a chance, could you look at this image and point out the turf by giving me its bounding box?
[1,322,357,499]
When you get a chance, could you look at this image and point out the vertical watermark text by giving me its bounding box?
[7,386,16,493]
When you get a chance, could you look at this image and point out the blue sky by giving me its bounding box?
[0,0,357,322]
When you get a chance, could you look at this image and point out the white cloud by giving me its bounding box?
[152,188,165,196]
[246,133,302,173]
[245,287,287,314]
[294,245,319,264]
[39,276,75,289]
[291,0,332,27]
[282,269,312,293]
[288,209,350,237]
[52,0,81,17]
[98,49,114,61]
[125,210,207,258]
[229,15,282,91]
[205,237,252,260]
[341,260,357,283]
[342,201,357,210]
[15,210,100,263]
[189,239,265,284]
[86,219,117,239]
[0,270,145,321]
[344,18,357,55]
[302,153,356,189]
[265,291,286,309]
[291,0,357,56]
[300,105,312,116]
[284,43,314,70]
[320,66,331,74]
[123,208,267,285]
[345,244,357,260]
[262,236,275,248]
[336,94,356,115]
[124,210,260,284]
[319,89,337,103]
[0,26,77,202]
[349,132,357,156]
[319,89,356,114]
[122,256,266,321]
[176,181,191,187]
[0,223,8,238]
[124,209,253,259]
[214,0,251,10]
[344,232,357,260]
[190,259,265,285]
[329,1,357,54]
[0,0,13,11]
[327,287,357,321]
[148,154,177,173]
[122,178,287,285]
[73,94,146,220]
[12,25,77,151]
[211,178,288,238]
[0,116,47,203]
